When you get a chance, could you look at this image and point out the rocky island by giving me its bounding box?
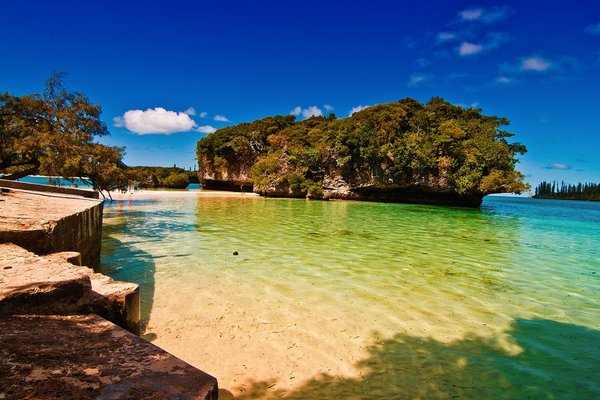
[197,97,528,207]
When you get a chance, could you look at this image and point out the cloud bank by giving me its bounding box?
[114,107,229,135]
[349,105,370,116]
[408,73,432,87]
[544,163,571,170]
[458,6,511,24]
[459,42,483,56]
[520,56,552,72]
[114,107,197,135]
[214,115,230,122]
[197,125,216,134]
[291,105,323,119]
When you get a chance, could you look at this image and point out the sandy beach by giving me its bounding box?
[107,189,259,201]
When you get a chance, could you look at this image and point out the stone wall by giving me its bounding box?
[0,189,104,267]
[0,185,219,398]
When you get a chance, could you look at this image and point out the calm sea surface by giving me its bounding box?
[100,195,599,399]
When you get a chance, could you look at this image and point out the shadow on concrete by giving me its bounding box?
[235,318,599,399]
[0,314,217,399]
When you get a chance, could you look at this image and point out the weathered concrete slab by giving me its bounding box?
[0,314,218,399]
[0,244,92,314]
[45,251,141,335]
[0,244,140,334]
[0,189,103,267]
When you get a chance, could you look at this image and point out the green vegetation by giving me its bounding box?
[533,181,600,201]
[0,73,127,194]
[0,74,201,196]
[126,166,196,189]
[197,97,528,203]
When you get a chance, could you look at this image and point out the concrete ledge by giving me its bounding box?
[1,244,140,335]
[0,314,218,399]
[0,178,99,199]
[0,244,92,314]
[44,251,141,335]
[0,189,104,267]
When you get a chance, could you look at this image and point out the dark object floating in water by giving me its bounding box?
[233,251,239,256]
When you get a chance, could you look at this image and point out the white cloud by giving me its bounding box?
[291,105,323,119]
[500,55,580,83]
[199,111,208,118]
[459,6,510,24]
[585,22,600,35]
[214,115,230,122]
[197,125,216,134]
[324,104,334,111]
[545,163,571,170]
[457,101,480,109]
[113,107,197,135]
[436,31,457,43]
[458,42,483,56]
[302,106,323,119]
[348,105,370,116]
[183,107,196,116]
[496,76,514,84]
[460,7,484,21]
[408,73,431,87]
[521,56,551,72]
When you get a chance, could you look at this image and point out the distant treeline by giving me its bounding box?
[533,181,600,201]
[127,166,199,189]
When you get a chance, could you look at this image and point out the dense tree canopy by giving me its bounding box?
[197,97,528,204]
[0,74,126,193]
[533,181,600,201]
[126,166,195,189]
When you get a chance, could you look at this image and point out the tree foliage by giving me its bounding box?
[197,97,528,201]
[0,73,126,193]
[127,166,192,189]
[533,181,600,201]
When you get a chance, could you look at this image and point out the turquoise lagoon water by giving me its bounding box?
[100,195,599,399]
[17,175,202,191]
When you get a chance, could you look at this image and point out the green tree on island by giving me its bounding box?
[197,97,529,206]
[0,73,127,195]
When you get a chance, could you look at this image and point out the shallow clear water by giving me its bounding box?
[100,195,600,399]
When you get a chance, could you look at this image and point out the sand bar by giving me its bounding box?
[108,189,259,201]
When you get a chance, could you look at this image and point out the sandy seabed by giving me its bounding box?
[105,190,511,399]
[101,191,600,400]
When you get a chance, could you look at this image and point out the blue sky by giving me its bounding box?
[2,1,599,189]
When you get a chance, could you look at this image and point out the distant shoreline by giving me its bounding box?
[108,189,259,200]
[532,195,599,202]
